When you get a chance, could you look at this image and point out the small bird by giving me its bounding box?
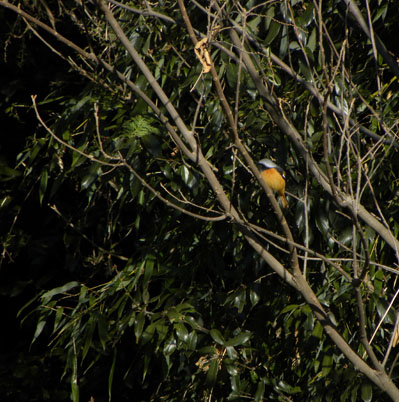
[257,158,288,208]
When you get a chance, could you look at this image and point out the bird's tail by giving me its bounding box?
[280,193,288,208]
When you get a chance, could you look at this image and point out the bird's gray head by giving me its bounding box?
[257,158,285,178]
[258,158,278,170]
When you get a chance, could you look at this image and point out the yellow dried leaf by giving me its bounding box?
[194,37,212,73]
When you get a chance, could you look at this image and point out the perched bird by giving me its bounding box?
[257,158,288,208]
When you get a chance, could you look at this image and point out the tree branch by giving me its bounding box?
[177,0,300,276]
[226,28,399,256]
[227,19,399,149]
[343,0,399,79]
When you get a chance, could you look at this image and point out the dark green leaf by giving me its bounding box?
[108,349,117,401]
[249,288,260,307]
[276,380,301,394]
[264,21,280,45]
[163,336,177,356]
[39,168,48,205]
[186,331,197,350]
[361,381,372,402]
[32,320,46,344]
[205,358,218,386]
[135,311,146,342]
[210,329,226,346]
[174,323,188,342]
[226,331,252,347]
[97,313,109,350]
[225,363,238,376]
[255,380,265,402]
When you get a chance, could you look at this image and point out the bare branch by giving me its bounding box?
[106,0,176,24]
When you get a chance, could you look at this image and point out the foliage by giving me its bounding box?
[1,0,399,401]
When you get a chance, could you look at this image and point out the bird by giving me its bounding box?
[257,158,288,208]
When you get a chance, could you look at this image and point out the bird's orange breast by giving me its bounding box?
[261,168,286,194]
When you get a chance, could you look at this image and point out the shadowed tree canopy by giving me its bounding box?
[1,0,399,401]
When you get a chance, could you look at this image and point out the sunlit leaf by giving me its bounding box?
[321,354,333,377]
[41,282,80,304]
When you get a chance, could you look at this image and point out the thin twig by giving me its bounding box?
[32,95,122,167]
